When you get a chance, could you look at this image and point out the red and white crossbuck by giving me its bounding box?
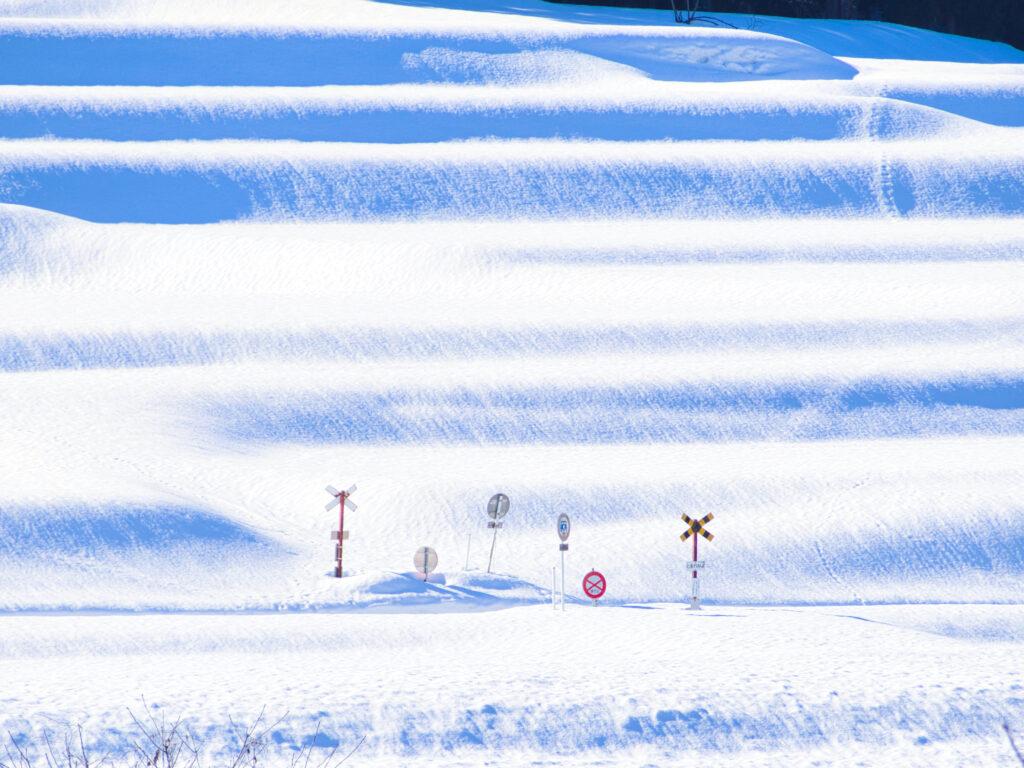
[325,483,358,577]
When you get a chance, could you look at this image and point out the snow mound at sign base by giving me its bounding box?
[316,569,554,612]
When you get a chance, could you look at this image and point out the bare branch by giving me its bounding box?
[1006,722,1024,767]
[3,712,356,768]
[328,735,365,768]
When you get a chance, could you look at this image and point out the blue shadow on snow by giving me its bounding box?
[3,159,1023,224]
[0,503,268,556]
[205,377,1024,444]
[2,320,1021,372]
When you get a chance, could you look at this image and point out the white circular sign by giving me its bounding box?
[414,546,438,575]
[487,493,510,520]
[557,513,571,542]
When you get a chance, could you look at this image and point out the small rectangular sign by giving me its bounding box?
[687,560,706,569]
[559,543,569,551]
[331,531,351,540]
[487,521,503,529]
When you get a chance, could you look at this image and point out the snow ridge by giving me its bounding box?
[0,3,1023,763]
[0,0,1022,610]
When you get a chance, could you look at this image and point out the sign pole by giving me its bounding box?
[556,513,571,612]
[342,493,350,577]
[681,513,713,610]
[560,546,565,611]
[485,493,509,574]
[487,524,498,574]
[691,529,698,609]
[326,483,357,579]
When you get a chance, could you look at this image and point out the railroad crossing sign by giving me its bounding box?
[681,513,714,610]
[326,483,357,578]
[582,570,606,602]
[680,513,714,542]
[414,546,438,581]
[325,484,358,513]
[486,493,509,573]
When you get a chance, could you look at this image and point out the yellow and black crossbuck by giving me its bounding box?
[680,513,715,542]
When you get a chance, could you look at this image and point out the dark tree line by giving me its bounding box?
[547,0,1024,52]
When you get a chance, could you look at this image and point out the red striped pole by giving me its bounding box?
[336,491,346,578]
[693,533,697,578]
[693,529,698,605]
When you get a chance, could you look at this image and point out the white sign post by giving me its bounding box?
[680,514,714,610]
[557,513,571,611]
[485,493,509,574]
[414,546,438,582]
[325,483,358,577]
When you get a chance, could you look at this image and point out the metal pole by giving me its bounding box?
[560,547,565,611]
[487,525,498,574]
[464,533,472,571]
[692,533,699,608]
[342,493,350,577]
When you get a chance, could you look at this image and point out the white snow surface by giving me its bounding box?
[0,0,1023,764]
[4,604,1024,766]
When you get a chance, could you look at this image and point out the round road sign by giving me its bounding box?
[582,570,606,600]
[414,546,438,575]
[487,493,510,520]
[557,513,571,542]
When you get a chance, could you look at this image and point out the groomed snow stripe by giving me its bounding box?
[0,138,1022,222]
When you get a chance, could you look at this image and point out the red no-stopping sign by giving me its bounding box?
[583,570,606,600]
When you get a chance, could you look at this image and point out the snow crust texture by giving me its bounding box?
[0,1,1023,764]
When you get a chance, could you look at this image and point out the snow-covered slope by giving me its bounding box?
[0,2,1023,762]
[1,0,1023,612]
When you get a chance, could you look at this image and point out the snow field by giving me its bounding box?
[0,0,1022,617]
[2,605,1024,766]
[1,0,1023,764]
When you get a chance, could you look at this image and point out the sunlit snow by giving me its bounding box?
[1,0,1023,765]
